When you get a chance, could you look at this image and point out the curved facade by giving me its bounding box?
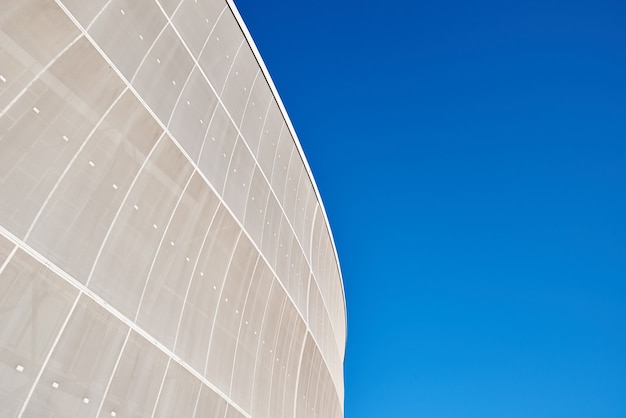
[0,0,346,417]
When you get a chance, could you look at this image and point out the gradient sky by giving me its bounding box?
[233,0,626,416]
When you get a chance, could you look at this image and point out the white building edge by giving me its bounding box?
[0,0,346,417]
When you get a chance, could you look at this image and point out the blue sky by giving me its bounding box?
[233,0,626,416]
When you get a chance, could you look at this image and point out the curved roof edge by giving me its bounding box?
[224,0,347,352]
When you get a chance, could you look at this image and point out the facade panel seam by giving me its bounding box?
[134,170,195,321]
[94,327,133,417]
[203,230,244,376]
[0,225,254,418]
[0,33,83,119]
[151,0,346,336]
[49,0,345,401]
[150,357,173,418]
[17,293,82,417]
[83,132,165,287]
[223,0,347,322]
[22,85,130,242]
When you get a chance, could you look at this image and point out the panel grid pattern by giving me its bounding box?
[0,0,345,417]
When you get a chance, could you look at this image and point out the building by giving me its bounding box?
[0,0,346,416]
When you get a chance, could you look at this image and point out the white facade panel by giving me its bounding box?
[0,0,346,416]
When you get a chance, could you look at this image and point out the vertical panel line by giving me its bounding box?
[0,33,83,119]
[249,279,275,412]
[17,292,82,418]
[227,255,261,394]
[150,357,172,418]
[202,230,243,375]
[292,331,309,418]
[0,244,18,276]
[84,132,164,287]
[23,86,130,241]
[94,327,133,417]
[172,199,222,351]
[134,169,195,321]
[265,297,287,417]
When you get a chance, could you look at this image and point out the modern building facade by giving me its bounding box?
[0,0,346,417]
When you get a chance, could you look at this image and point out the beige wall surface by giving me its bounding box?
[0,0,346,417]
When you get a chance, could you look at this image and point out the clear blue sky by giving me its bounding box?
[233,0,626,416]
